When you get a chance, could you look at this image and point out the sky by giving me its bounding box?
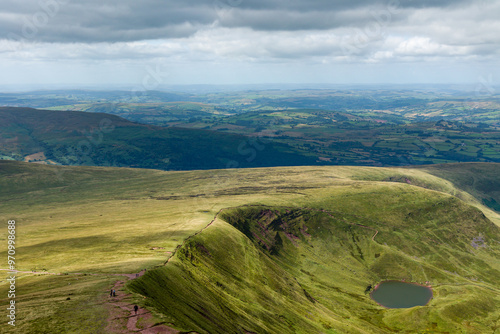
[0,0,499,90]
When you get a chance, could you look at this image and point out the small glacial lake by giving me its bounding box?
[370,281,433,308]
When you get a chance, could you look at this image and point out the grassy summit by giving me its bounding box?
[0,161,499,333]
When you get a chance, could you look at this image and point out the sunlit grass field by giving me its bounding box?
[0,161,499,333]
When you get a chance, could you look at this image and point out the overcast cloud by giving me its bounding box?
[0,0,498,88]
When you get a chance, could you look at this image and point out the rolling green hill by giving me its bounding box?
[0,107,315,170]
[0,161,499,333]
[3,88,500,126]
[192,109,500,166]
[2,106,500,172]
[418,163,500,213]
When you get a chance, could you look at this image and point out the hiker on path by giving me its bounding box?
[112,289,116,297]
[110,289,113,297]
[134,305,139,315]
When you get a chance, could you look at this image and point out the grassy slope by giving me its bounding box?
[130,189,500,333]
[0,161,499,333]
[0,107,315,170]
[417,163,500,212]
[1,273,117,334]
[332,164,500,227]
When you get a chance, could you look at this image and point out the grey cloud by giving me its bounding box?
[220,9,376,31]
[0,0,479,43]
[234,0,472,11]
[1,0,216,42]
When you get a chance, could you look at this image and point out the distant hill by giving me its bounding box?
[0,107,315,170]
[2,105,500,170]
[195,109,500,165]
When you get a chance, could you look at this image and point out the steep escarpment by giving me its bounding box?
[130,188,500,334]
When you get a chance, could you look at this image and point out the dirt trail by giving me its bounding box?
[103,207,226,333]
[105,275,180,333]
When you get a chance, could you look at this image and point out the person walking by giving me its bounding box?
[112,289,116,297]
[110,289,113,297]
[134,305,139,315]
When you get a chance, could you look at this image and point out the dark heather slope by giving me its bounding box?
[0,107,316,170]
